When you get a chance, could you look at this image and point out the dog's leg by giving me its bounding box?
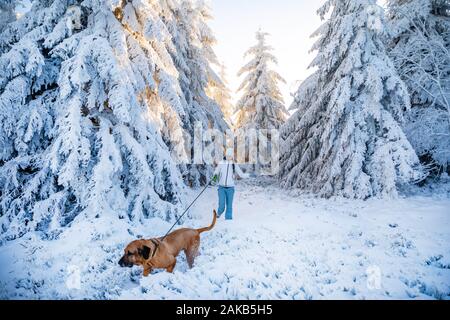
[143,264,153,277]
[185,248,196,269]
[166,256,177,273]
[185,238,200,269]
[185,251,195,269]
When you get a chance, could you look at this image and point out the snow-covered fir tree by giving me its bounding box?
[206,62,234,126]
[387,0,450,175]
[159,0,228,187]
[0,0,17,34]
[0,0,189,242]
[280,0,422,199]
[288,73,319,114]
[235,30,288,131]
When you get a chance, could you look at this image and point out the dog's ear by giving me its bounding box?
[138,245,151,260]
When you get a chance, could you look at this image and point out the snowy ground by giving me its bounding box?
[0,178,449,300]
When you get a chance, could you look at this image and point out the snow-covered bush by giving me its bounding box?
[0,0,189,243]
[280,0,422,199]
[387,0,450,175]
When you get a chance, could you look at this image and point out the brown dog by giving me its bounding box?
[119,210,217,276]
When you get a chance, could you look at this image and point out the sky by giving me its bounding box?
[209,0,327,107]
[209,0,387,107]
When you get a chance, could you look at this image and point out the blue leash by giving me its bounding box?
[151,180,213,258]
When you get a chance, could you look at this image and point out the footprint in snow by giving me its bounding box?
[365,240,377,248]
[426,255,450,269]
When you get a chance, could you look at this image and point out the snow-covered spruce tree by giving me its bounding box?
[160,0,228,187]
[195,0,229,130]
[235,30,288,131]
[206,63,235,126]
[0,0,17,34]
[280,0,422,199]
[288,73,319,114]
[387,0,450,174]
[0,0,187,242]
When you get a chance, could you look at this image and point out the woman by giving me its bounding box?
[212,149,249,220]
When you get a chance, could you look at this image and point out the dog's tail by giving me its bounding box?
[197,210,217,234]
